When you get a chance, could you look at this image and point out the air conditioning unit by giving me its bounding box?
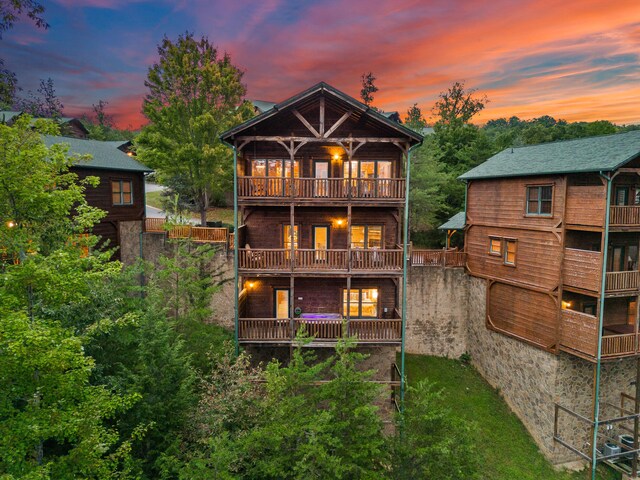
[604,442,621,459]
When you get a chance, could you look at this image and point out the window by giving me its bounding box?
[351,225,382,249]
[112,180,133,205]
[526,185,553,215]
[489,237,502,255]
[504,239,517,265]
[342,288,378,318]
[283,224,298,250]
[251,159,299,177]
[343,160,392,179]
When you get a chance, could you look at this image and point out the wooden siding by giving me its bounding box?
[562,248,602,292]
[565,184,606,227]
[243,277,397,320]
[488,282,557,349]
[243,206,400,250]
[466,225,562,290]
[560,309,597,357]
[467,176,565,228]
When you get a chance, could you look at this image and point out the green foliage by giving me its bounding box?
[405,103,427,132]
[360,72,378,106]
[0,58,18,109]
[0,311,137,479]
[82,100,137,141]
[0,115,105,258]
[136,32,253,225]
[0,0,48,38]
[391,380,479,480]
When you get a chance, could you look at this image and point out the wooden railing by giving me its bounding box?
[238,318,402,343]
[349,319,402,341]
[606,271,640,292]
[238,248,403,271]
[237,177,406,201]
[560,309,598,357]
[351,249,403,270]
[411,249,466,267]
[238,318,289,340]
[602,334,637,357]
[144,218,229,245]
[296,249,348,270]
[610,206,640,226]
[238,248,288,270]
[562,248,602,292]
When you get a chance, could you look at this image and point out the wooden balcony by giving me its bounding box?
[237,177,405,204]
[238,248,403,274]
[605,271,640,293]
[144,218,231,246]
[610,206,640,227]
[238,318,402,344]
[560,308,640,359]
[411,249,466,267]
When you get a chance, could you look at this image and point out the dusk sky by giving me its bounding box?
[3,0,640,129]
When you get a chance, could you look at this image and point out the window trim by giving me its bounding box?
[503,238,517,266]
[342,287,379,318]
[350,224,384,250]
[488,236,502,256]
[525,184,554,217]
[111,179,133,206]
[282,224,299,250]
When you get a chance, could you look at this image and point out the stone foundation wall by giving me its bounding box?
[118,220,143,265]
[405,266,469,358]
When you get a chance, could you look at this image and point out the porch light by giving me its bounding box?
[333,153,341,161]
[336,219,344,226]
[247,281,255,289]
[6,220,15,228]
[561,300,572,309]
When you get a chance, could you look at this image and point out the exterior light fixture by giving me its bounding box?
[336,219,344,226]
[333,153,341,161]
[6,221,15,228]
[247,281,255,289]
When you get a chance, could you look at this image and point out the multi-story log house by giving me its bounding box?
[221,82,422,363]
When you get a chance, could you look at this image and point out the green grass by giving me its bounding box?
[145,190,233,224]
[145,190,164,209]
[404,354,620,480]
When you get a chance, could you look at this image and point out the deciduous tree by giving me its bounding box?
[136,32,253,225]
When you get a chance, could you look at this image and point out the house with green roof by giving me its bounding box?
[43,135,152,262]
[460,130,640,469]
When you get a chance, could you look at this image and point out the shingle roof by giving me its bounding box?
[43,135,152,173]
[251,100,276,113]
[459,130,640,181]
[0,111,22,123]
[438,211,466,230]
[222,82,423,144]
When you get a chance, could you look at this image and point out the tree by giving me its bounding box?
[0,0,47,38]
[391,381,479,479]
[405,103,427,132]
[0,58,18,109]
[136,32,254,225]
[432,81,487,125]
[360,72,378,106]
[16,77,64,118]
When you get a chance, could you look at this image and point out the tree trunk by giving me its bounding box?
[199,191,208,226]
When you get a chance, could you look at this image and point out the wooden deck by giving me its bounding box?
[238,248,403,273]
[237,177,405,204]
[238,318,402,344]
[560,308,640,359]
[144,218,231,246]
[610,206,640,227]
[411,249,466,267]
[562,248,640,294]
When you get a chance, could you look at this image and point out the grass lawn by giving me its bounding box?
[404,354,620,480]
[145,190,164,209]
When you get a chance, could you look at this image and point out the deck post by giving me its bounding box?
[591,172,612,480]
[633,357,640,476]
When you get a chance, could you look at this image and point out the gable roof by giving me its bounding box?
[460,130,640,181]
[43,135,152,173]
[1,111,90,136]
[222,82,423,144]
[438,211,466,231]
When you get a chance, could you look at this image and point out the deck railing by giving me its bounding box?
[237,177,405,201]
[238,248,403,271]
[144,218,229,245]
[605,271,640,292]
[602,334,637,357]
[238,318,402,343]
[411,249,466,267]
[610,206,640,226]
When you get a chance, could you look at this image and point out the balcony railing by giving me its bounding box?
[610,206,640,226]
[605,271,640,292]
[238,248,403,272]
[238,318,402,343]
[411,249,466,267]
[144,218,230,246]
[560,308,640,358]
[237,177,405,201]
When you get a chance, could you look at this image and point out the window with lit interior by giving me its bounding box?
[504,239,517,266]
[343,288,378,318]
[112,180,133,205]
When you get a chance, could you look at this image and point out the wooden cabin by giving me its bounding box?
[460,131,640,361]
[1,111,90,138]
[222,82,422,346]
[43,135,152,260]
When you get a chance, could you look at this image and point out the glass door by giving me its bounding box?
[314,161,329,197]
[274,289,290,319]
[313,226,328,261]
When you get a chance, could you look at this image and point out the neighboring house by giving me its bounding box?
[438,210,465,248]
[223,82,422,377]
[1,111,90,138]
[43,135,152,261]
[460,130,640,469]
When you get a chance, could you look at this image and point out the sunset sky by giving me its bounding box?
[3,0,640,129]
